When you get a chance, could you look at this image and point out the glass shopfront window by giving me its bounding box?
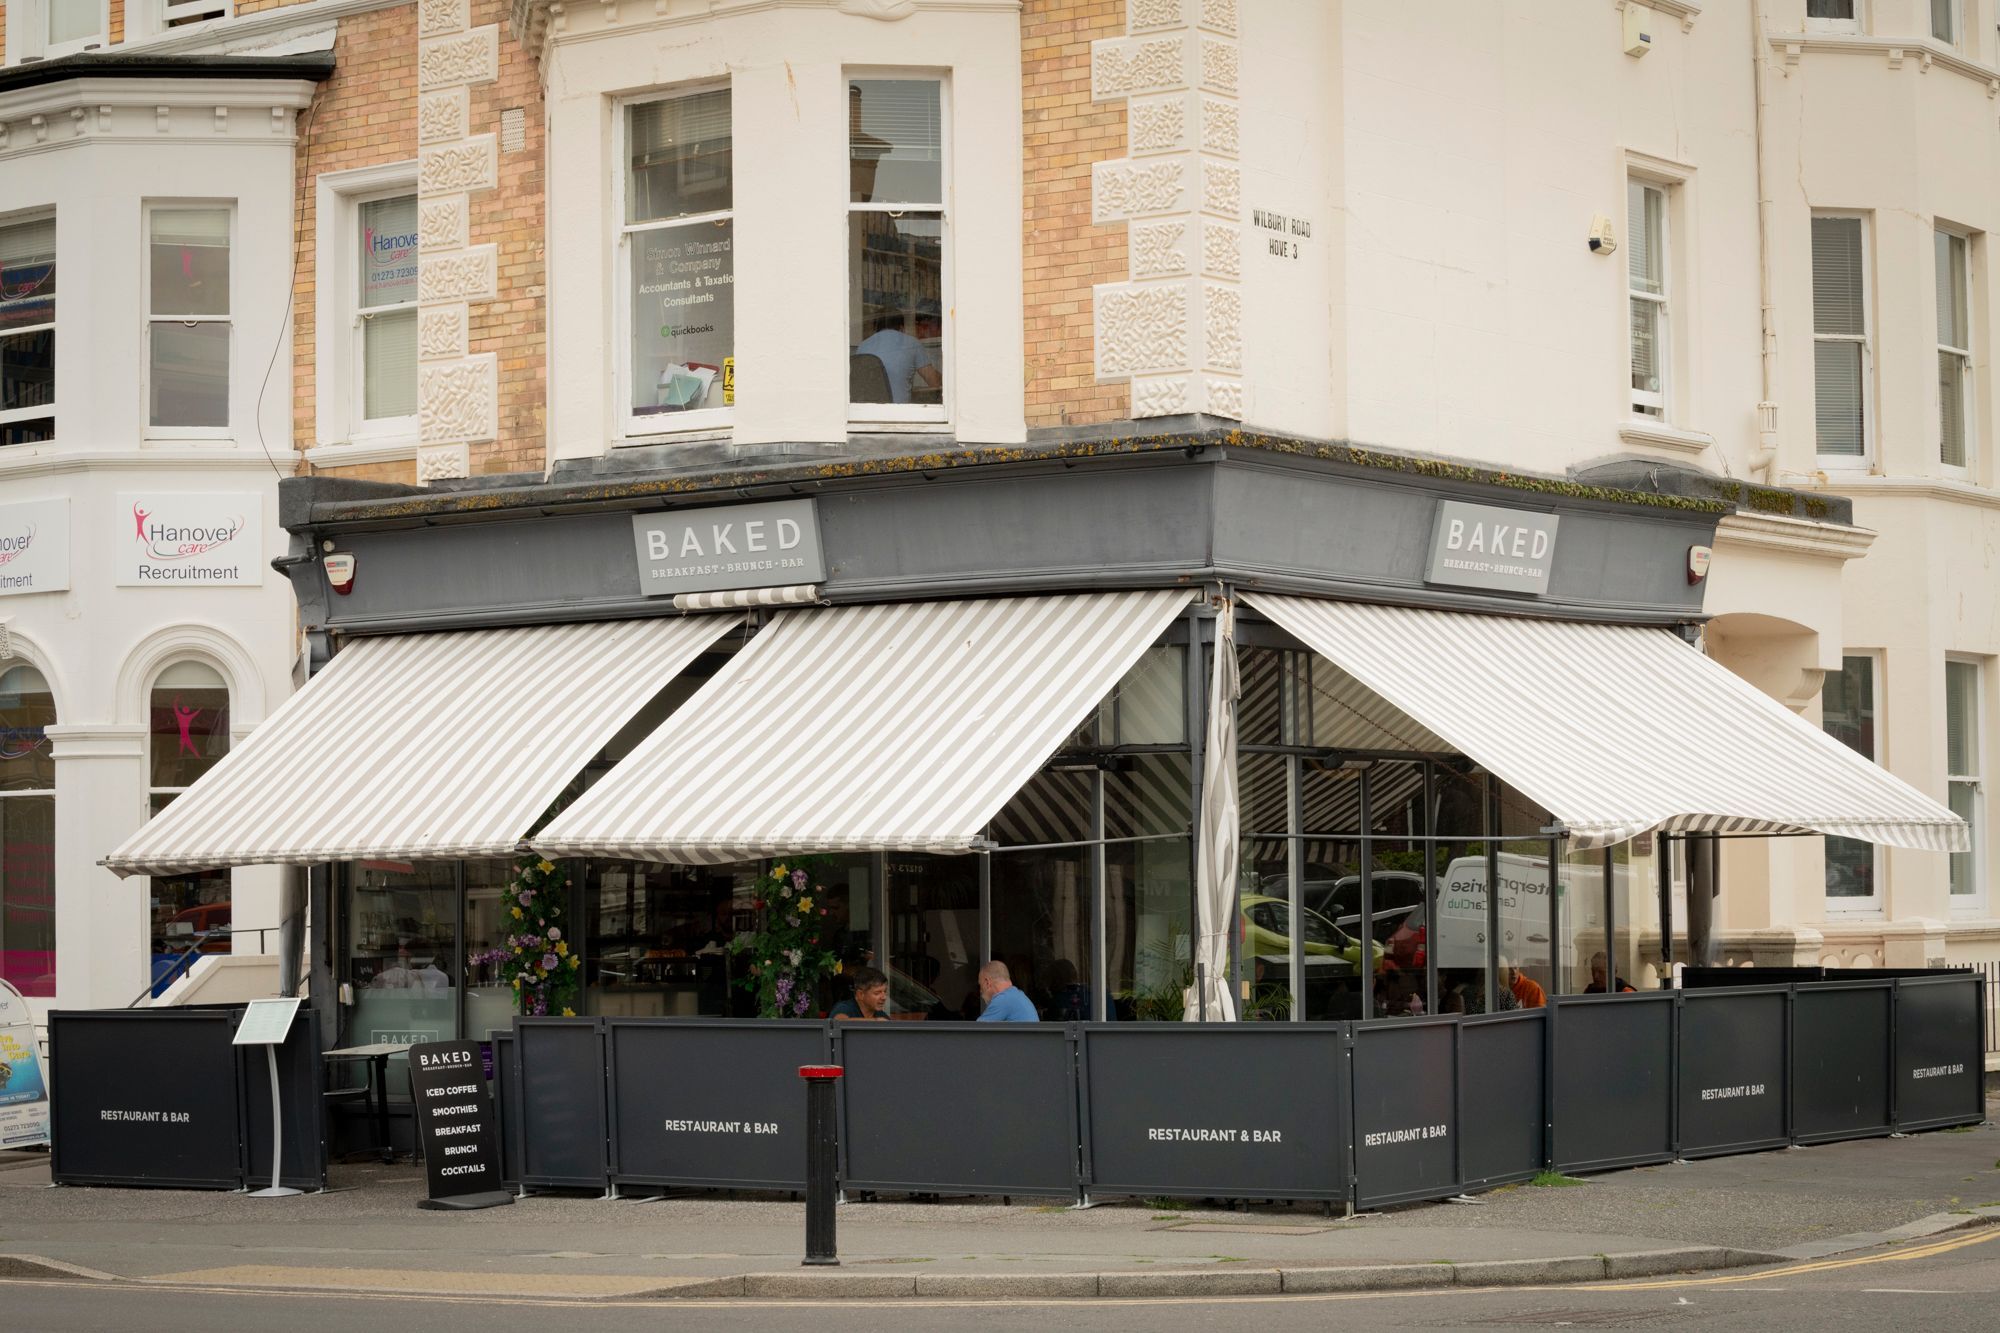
[848,77,947,417]
[345,859,459,1050]
[0,664,55,998]
[586,861,747,1018]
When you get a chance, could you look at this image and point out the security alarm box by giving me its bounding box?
[1624,4,1654,57]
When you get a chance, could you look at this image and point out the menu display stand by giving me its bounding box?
[233,997,305,1198]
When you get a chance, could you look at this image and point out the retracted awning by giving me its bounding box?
[104,615,742,876]
[533,590,1196,864]
[1243,593,1969,853]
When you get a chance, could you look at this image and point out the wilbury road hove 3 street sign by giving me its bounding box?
[1424,499,1560,597]
[632,498,825,597]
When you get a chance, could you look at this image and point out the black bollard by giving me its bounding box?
[799,1064,843,1267]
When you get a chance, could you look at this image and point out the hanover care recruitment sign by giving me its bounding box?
[0,498,70,598]
[632,498,824,596]
[407,1039,511,1209]
[0,979,50,1148]
[116,493,263,587]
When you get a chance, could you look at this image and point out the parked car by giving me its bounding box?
[1237,894,1380,972]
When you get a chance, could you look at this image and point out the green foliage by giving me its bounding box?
[726,858,843,1019]
[1528,1170,1588,1188]
[486,854,580,1017]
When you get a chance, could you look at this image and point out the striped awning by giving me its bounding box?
[534,590,1195,864]
[1244,593,1969,853]
[104,616,742,876]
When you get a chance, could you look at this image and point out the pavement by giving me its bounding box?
[4,1098,2000,1302]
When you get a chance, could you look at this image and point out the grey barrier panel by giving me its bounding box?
[1552,994,1675,1173]
[1792,982,1893,1144]
[607,1019,830,1191]
[1079,1024,1347,1203]
[1676,987,1789,1159]
[837,1023,1079,1198]
[1459,1010,1546,1190]
[49,1009,245,1190]
[1894,976,1984,1131]
[1351,1018,1459,1208]
[238,1008,328,1191]
[514,1017,609,1189]
[493,1030,520,1187]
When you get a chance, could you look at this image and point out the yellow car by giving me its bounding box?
[1239,894,1382,972]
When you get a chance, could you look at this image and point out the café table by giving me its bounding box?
[323,1041,413,1163]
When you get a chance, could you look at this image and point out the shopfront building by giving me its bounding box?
[104,429,1965,1122]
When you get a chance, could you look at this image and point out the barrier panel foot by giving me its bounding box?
[249,1186,303,1198]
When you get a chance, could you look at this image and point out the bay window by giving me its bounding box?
[1812,215,1871,463]
[622,88,735,432]
[1935,227,1972,470]
[0,215,55,449]
[1628,179,1669,420]
[1947,659,1984,908]
[147,206,233,432]
[848,77,948,419]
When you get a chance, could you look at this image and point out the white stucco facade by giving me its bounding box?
[0,73,315,1019]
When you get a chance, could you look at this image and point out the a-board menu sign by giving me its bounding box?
[0,979,49,1148]
[407,1039,512,1210]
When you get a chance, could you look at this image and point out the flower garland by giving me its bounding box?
[494,854,581,1017]
[727,860,841,1019]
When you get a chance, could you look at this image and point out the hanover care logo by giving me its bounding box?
[132,502,242,563]
[0,524,33,569]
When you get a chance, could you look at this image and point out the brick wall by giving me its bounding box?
[293,0,545,484]
[465,1,546,477]
[1022,0,1127,429]
[289,4,419,478]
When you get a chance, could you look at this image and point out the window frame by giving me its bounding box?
[1822,651,1885,917]
[312,163,420,456]
[143,200,236,440]
[144,660,234,966]
[0,208,57,447]
[1932,0,1959,45]
[1935,224,1975,475]
[615,82,736,442]
[1805,0,1863,34]
[41,0,109,60]
[0,660,57,1000]
[1811,211,1874,469]
[1946,656,1986,914]
[846,70,953,429]
[1627,176,1672,423]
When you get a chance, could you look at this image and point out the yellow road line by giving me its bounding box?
[1595,1226,2000,1291]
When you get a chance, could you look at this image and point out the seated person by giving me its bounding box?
[852,302,943,404]
[1583,951,1637,994]
[1501,959,1546,1009]
[975,959,1039,1022]
[828,966,889,1020]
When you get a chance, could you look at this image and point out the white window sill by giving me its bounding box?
[618,426,733,448]
[848,418,953,435]
[1618,420,1713,456]
[142,432,237,446]
[304,437,419,467]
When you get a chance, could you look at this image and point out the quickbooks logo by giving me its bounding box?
[132,502,243,563]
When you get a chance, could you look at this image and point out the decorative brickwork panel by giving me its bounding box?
[419,244,499,304]
[1201,158,1240,218]
[419,195,469,251]
[419,353,499,443]
[419,305,470,362]
[1092,159,1186,223]
[419,87,470,144]
[1200,95,1238,156]
[417,442,472,480]
[419,135,497,194]
[1131,220,1189,278]
[1202,222,1240,279]
[1092,35,1190,100]
[418,0,469,37]
[418,25,500,91]
[1095,282,1189,378]
[1128,93,1189,154]
[1204,281,1241,370]
[1131,374,1190,416]
[1200,37,1238,95]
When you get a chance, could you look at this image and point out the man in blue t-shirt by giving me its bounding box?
[975,960,1039,1022]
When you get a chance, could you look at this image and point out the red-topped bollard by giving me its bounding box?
[799,1065,843,1266]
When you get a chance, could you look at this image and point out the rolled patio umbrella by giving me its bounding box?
[1189,596,1240,1023]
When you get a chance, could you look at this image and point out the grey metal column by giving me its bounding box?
[1359,769,1374,1020]
[1287,753,1303,1022]
[1548,835,1563,995]
[1686,833,1718,966]
[1657,835,1675,970]
[1091,767,1108,1022]
[1422,762,1438,1017]
[278,863,309,997]
[1484,778,1501,1014]
[978,850,993,973]
[1602,845,1617,993]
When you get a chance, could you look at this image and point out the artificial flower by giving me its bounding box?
[772,863,788,878]
[547,926,561,941]
[510,906,523,919]
[537,859,555,873]
[798,896,813,912]
[561,1007,575,1017]
[542,952,559,971]
[555,941,569,956]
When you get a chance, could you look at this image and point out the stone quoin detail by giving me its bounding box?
[419,196,469,252]
[418,354,499,443]
[418,306,469,362]
[419,246,499,307]
[419,136,498,194]
[418,0,470,38]
[417,442,472,481]
[419,88,470,145]
[418,27,502,91]
[1092,5,1244,420]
